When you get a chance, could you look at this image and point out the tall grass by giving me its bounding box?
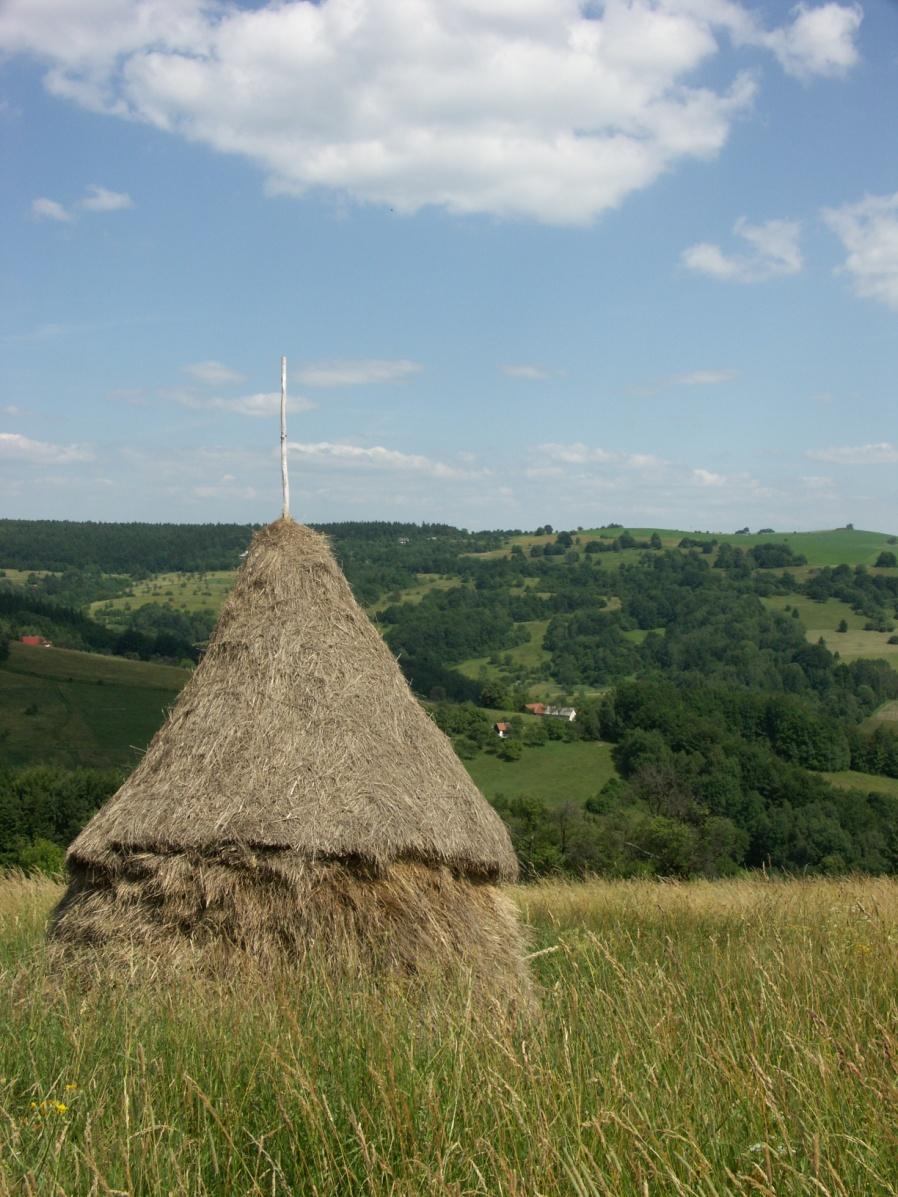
[2,874,898,1195]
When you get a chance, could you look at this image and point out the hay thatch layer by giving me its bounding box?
[67,519,516,882]
[50,854,532,1007]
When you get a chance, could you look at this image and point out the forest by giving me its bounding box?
[3,519,898,879]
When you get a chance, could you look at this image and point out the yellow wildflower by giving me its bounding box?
[53,1102,68,1115]
[65,1083,78,1092]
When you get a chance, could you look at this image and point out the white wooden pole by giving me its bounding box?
[280,355,290,519]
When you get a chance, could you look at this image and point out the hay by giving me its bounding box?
[51,518,531,1006]
[50,854,531,1006]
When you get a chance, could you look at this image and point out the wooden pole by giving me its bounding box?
[280,355,290,519]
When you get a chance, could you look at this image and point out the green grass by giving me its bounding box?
[864,700,898,730]
[4,873,898,1196]
[457,619,552,680]
[762,594,898,665]
[0,568,57,584]
[464,740,617,806]
[820,770,898,797]
[0,644,187,769]
[90,570,236,621]
[369,573,462,613]
[616,527,898,567]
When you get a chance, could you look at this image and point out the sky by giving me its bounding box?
[2,0,898,533]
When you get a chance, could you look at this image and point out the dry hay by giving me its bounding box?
[50,853,532,1009]
[50,518,532,1008]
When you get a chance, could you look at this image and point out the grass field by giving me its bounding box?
[0,644,187,769]
[369,573,462,613]
[865,700,898,730]
[458,619,552,679]
[89,570,235,621]
[465,740,617,806]
[478,526,898,569]
[762,594,898,665]
[820,769,898,797]
[3,873,898,1196]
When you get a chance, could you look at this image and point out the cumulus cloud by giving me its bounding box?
[760,2,862,79]
[31,196,71,222]
[806,442,898,465]
[0,0,862,225]
[79,183,133,211]
[295,360,422,387]
[0,432,92,463]
[184,359,247,385]
[823,191,898,310]
[682,217,802,283]
[288,441,483,479]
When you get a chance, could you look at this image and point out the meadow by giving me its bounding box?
[2,873,898,1196]
[0,644,186,770]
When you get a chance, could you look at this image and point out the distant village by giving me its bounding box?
[494,702,576,739]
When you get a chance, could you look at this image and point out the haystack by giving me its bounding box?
[50,518,531,1005]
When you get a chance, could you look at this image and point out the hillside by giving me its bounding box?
[5,519,898,880]
[0,643,186,770]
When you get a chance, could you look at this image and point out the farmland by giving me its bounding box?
[3,872,898,1196]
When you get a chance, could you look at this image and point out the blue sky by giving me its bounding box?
[2,0,897,532]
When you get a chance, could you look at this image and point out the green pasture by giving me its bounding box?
[457,619,552,680]
[820,769,898,798]
[864,700,898,730]
[465,740,617,807]
[0,568,56,585]
[762,594,867,632]
[369,573,461,612]
[490,526,897,569]
[0,644,187,770]
[90,570,235,622]
[762,594,898,665]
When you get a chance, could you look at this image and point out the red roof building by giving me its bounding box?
[20,635,51,647]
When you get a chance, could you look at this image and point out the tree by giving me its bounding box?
[875,551,897,568]
[837,619,848,633]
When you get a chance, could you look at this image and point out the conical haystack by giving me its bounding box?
[50,518,531,1004]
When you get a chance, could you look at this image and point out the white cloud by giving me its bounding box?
[538,442,666,469]
[0,1,861,226]
[0,432,93,463]
[175,390,316,417]
[184,359,247,385]
[287,440,482,479]
[1,404,22,416]
[31,196,71,222]
[692,467,726,486]
[682,216,802,283]
[823,191,898,310]
[502,364,557,381]
[806,442,898,465]
[80,183,133,211]
[760,2,862,79]
[670,369,736,386]
[295,360,422,387]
